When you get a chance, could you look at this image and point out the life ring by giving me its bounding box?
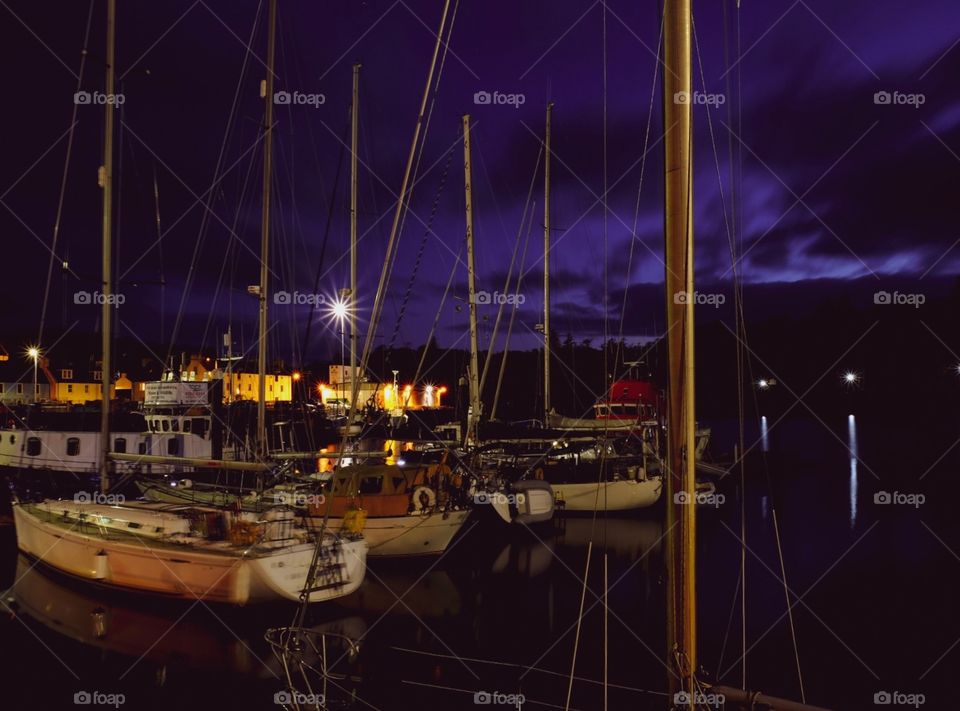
[411,485,436,512]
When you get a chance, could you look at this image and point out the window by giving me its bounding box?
[191,418,207,438]
[93,370,102,381]
[161,420,169,432]
[114,437,127,453]
[26,437,41,456]
[16,383,24,394]
[67,384,73,393]
[66,438,80,456]
[182,419,191,432]
[60,369,73,380]
[83,385,89,393]
[167,439,179,456]
[171,419,179,432]
[138,442,147,455]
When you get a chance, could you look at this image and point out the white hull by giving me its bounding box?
[308,509,471,557]
[553,477,662,512]
[13,502,366,604]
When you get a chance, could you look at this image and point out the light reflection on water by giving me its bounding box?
[848,414,858,528]
[760,415,770,452]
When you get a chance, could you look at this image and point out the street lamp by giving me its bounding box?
[26,346,40,403]
[329,294,349,407]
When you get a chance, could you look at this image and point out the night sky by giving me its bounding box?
[2,0,959,366]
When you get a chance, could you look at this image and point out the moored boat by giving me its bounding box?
[12,498,366,604]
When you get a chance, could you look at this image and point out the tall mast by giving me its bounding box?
[257,0,278,458]
[542,103,553,422]
[99,0,117,494]
[663,0,697,698]
[463,115,481,445]
[348,63,360,416]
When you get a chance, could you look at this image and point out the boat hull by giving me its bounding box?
[307,509,471,557]
[552,477,662,512]
[12,503,366,604]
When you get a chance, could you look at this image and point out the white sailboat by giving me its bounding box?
[12,0,367,605]
[13,499,365,604]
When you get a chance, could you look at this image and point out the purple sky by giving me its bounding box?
[2,0,958,363]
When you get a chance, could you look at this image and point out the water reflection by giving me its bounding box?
[341,568,462,618]
[848,414,858,528]
[7,555,367,690]
[8,555,259,674]
[760,415,770,452]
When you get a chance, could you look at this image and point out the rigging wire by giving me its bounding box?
[490,202,536,421]
[479,144,544,395]
[165,0,266,365]
[37,0,95,344]
[694,1,806,699]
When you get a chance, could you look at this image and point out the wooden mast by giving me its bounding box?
[463,115,481,445]
[663,0,697,698]
[542,102,553,422]
[99,0,116,494]
[348,63,360,420]
[257,0,278,458]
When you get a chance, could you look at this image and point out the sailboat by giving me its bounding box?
[11,0,367,605]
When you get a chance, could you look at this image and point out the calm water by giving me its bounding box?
[0,413,956,710]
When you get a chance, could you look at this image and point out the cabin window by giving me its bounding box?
[191,418,207,438]
[138,442,147,455]
[168,439,179,456]
[161,420,169,432]
[359,477,383,495]
[66,438,80,456]
[114,437,127,453]
[182,419,191,432]
[171,419,179,432]
[26,437,41,456]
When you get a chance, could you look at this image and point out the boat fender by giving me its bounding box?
[412,486,436,512]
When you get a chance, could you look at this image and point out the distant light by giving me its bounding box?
[397,458,406,467]
[26,346,40,361]
[758,379,769,390]
[292,371,301,381]
[844,372,858,384]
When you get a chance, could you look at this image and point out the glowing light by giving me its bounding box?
[26,346,40,361]
[758,379,769,389]
[844,372,858,384]
[329,296,349,322]
[292,371,301,382]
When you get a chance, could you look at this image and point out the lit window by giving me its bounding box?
[60,369,73,380]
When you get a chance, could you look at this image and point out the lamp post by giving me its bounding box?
[27,347,40,403]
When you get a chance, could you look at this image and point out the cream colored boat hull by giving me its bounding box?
[308,509,471,557]
[552,478,662,512]
[13,503,366,604]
